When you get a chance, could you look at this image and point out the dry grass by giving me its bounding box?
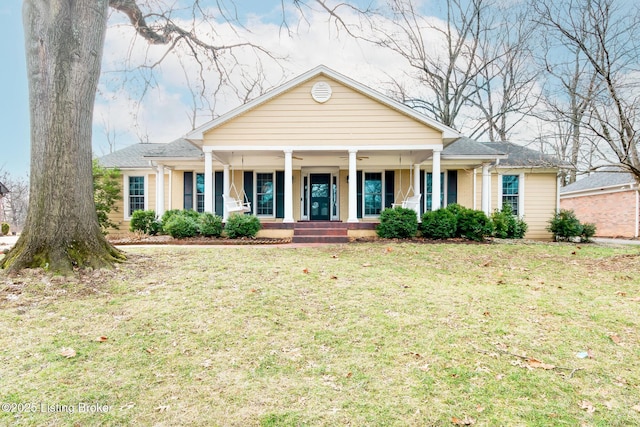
[1,242,640,426]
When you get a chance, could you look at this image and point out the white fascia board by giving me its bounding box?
[186,65,461,141]
[202,144,443,152]
[442,154,508,161]
[560,183,638,198]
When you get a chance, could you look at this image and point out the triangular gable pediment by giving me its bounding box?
[186,65,460,146]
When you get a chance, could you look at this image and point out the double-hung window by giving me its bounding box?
[128,176,145,216]
[196,173,205,213]
[501,175,520,215]
[364,172,383,216]
[256,172,274,216]
[425,172,445,211]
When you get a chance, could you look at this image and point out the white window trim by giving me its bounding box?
[123,173,149,220]
[498,173,525,217]
[362,170,385,218]
[255,171,276,218]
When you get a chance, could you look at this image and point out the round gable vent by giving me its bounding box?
[311,81,332,103]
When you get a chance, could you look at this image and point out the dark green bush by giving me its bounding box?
[161,209,183,225]
[129,210,161,235]
[491,205,528,239]
[225,214,261,239]
[376,207,418,239]
[1,222,9,236]
[547,209,584,242]
[163,214,199,238]
[198,212,223,237]
[456,208,493,241]
[420,209,457,239]
[581,222,597,242]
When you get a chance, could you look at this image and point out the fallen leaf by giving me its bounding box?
[610,334,622,345]
[60,347,76,358]
[345,372,352,378]
[451,416,475,425]
[385,247,393,253]
[528,358,555,370]
[302,268,309,274]
[580,400,595,414]
[94,336,108,342]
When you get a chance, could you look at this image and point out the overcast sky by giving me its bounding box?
[1,0,411,177]
[0,0,521,178]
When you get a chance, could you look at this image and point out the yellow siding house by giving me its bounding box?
[99,66,564,240]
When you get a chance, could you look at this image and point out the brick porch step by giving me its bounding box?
[292,222,349,244]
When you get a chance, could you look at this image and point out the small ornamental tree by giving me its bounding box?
[92,159,121,233]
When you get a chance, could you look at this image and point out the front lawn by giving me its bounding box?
[1,242,639,426]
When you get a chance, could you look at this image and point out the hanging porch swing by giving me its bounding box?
[392,153,421,210]
[223,154,251,213]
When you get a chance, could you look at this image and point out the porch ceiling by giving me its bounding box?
[212,149,436,169]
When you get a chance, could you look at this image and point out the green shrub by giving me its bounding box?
[129,210,161,235]
[581,222,597,242]
[198,212,223,237]
[163,214,199,238]
[491,205,528,239]
[547,209,584,242]
[1,222,9,236]
[225,214,261,239]
[444,203,466,219]
[420,209,457,239]
[456,208,493,241]
[376,207,418,239]
[161,209,183,225]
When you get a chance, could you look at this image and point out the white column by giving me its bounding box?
[413,163,421,218]
[432,149,441,211]
[283,149,294,223]
[223,164,230,221]
[481,163,491,215]
[204,151,213,213]
[347,149,359,223]
[156,164,165,217]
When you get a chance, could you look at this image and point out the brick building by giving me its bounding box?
[560,170,639,238]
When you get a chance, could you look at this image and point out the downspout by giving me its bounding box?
[634,187,640,238]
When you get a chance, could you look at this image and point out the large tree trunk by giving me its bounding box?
[1,0,124,274]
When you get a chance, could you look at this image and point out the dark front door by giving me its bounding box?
[310,173,331,220]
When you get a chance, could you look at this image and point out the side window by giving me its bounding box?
[128,176,145,216]
[502,175,519,214]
